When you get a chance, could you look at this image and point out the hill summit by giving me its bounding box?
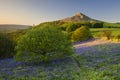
[61,12,100,22]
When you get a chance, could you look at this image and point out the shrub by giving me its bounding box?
[0,33,15,59]
[15,26,74,63]
[92,22,103,28]
[65,23,78,33]
[101,30,112,40]
[8,29,27,43]
[114,34,120,41]
[71,26,92,41]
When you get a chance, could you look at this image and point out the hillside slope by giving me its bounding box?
[61,12,100,22]
[0,24,31,33]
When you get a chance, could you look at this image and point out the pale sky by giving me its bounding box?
[0,0,120,25]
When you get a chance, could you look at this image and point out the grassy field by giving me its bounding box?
[90,28,120,38]
[0,42,120,80]
[103,22,120,28]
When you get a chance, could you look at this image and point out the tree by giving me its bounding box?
[65,22,76,33]
[92,22,103,28]
[0,33,15,59]
[101,30,112,40]
[15,26,74,63]
[115,34,120,41]
[71,26,92,41]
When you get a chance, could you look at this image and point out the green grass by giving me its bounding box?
[103,22,120,28]
[90,28,120,38]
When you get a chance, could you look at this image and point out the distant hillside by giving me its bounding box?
[0,24,31,33]
[36,12,120,29]
[0,24,30,29]
[60,12,101,22]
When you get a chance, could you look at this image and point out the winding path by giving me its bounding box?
[74,39,110,48]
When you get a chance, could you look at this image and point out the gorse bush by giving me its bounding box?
[0,33,15,59]
[15,26,74,63]
[71,26,92,41]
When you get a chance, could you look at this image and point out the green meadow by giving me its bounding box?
[90,28,120,38]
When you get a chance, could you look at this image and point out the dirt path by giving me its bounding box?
[73,39,120,53]
[74,39,111,49]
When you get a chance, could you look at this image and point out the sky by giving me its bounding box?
[0,0,120,25]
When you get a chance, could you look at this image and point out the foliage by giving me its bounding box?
[91,22,103,28]
[8,29,27,43]
[35,21,66,31]
[101,30,112,40]
[15,26,74,63]
[65,22,76,33]
[1,43,120,79]
[90,28,120,39]
[0,33,15,59]
[65,22,80,33]
[71,26,92,41]
[103,22,120,28]
[35,21,105,33]
[114,34,120,41]
[62,22,92,33]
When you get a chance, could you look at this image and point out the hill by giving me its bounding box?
[0,24,31,33]
[36,12,104,29]
[60,12,101,22]
[37,12,120,29]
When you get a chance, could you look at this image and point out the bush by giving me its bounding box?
[114,34,120,41]
[101,30,112,40]
[65,23,78,33]
[8,29,27,43]
[15,26,74,63]
[92,22,103,28]
[71,26,92,41]
[0,33,15,59]
[65,22,91,33]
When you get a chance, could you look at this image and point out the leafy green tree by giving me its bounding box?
[92,22,103,28]
[0,33,15,59]
[75,22,92,28]
[71,26,92,41]
[65,22,92,33]
[15,26,74,63]
[65,22,75,33]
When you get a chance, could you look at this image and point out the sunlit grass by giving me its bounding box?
[90,28,120,39]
